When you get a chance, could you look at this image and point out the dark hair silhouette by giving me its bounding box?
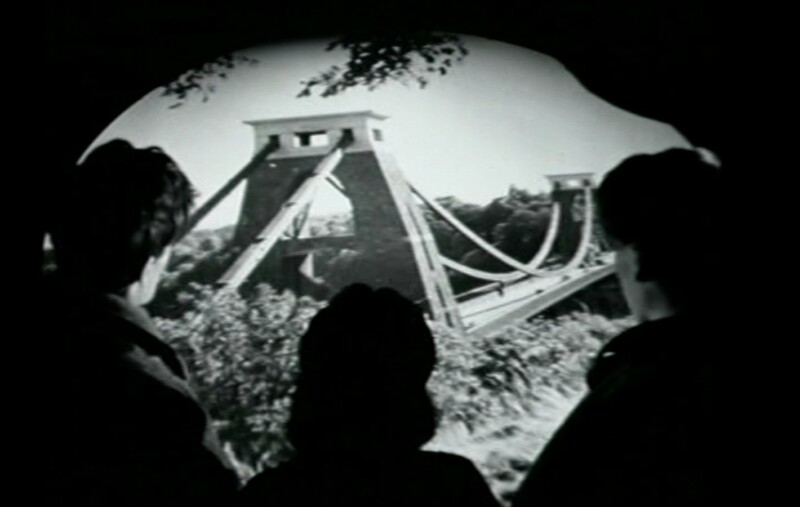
[240,284,500,506]
[597,148,720,310]
[287,283,438,457]
[50,139,195,293]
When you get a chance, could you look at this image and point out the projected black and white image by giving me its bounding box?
[49,35,703,504]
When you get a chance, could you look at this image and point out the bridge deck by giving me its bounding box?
[459,263,615,336]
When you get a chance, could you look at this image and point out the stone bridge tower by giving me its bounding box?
[234,111,463,330]
[545,173,596,263]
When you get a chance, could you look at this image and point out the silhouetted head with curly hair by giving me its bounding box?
[50,139,195,303]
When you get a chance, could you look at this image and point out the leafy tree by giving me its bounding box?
[160,33,468,107]
[298,32,468,98]
[419,188,561,293]
[493,209,549,255]
[161,54,259,108]
[155,283,325,473]
[155,280,632,479]
[147,206,628,485]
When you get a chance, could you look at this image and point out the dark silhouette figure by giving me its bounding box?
[41,140,239,504]
[238,284,499,507]
[513,148,719,506]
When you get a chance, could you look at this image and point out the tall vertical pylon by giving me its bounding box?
[227,111,464,330]
[545,173,596,264]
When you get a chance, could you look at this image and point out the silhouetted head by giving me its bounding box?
[287,284,438,459]
[597,148,720,322]
[50,139,195,303]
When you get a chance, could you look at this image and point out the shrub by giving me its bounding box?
[155,283,324,474]
[156,283,632,483]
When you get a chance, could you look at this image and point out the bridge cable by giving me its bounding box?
[409,183,563,278]
[410,184,596,280]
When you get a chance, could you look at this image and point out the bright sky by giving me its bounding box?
[85,35,690,230]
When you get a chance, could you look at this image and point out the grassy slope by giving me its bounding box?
[426,387,584,505]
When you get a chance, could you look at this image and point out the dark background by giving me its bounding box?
[35,0,720,283]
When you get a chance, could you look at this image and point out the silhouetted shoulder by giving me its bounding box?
[513,316,713,506]
[419,450,473,465]
[42,280,239,504]
[236,461,302,506]
[417,451,499,506]
[239,451,499,507]
[416,451,487,481]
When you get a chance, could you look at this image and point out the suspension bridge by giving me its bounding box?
[179,111,615,336]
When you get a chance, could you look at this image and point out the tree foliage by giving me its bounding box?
[161,54,259,108]
[155,283,325,474]
[297,32,469,98]
[154,276,632,479]
[140,188,628,488]
[160,33,468,107]
[422,187,558,292]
